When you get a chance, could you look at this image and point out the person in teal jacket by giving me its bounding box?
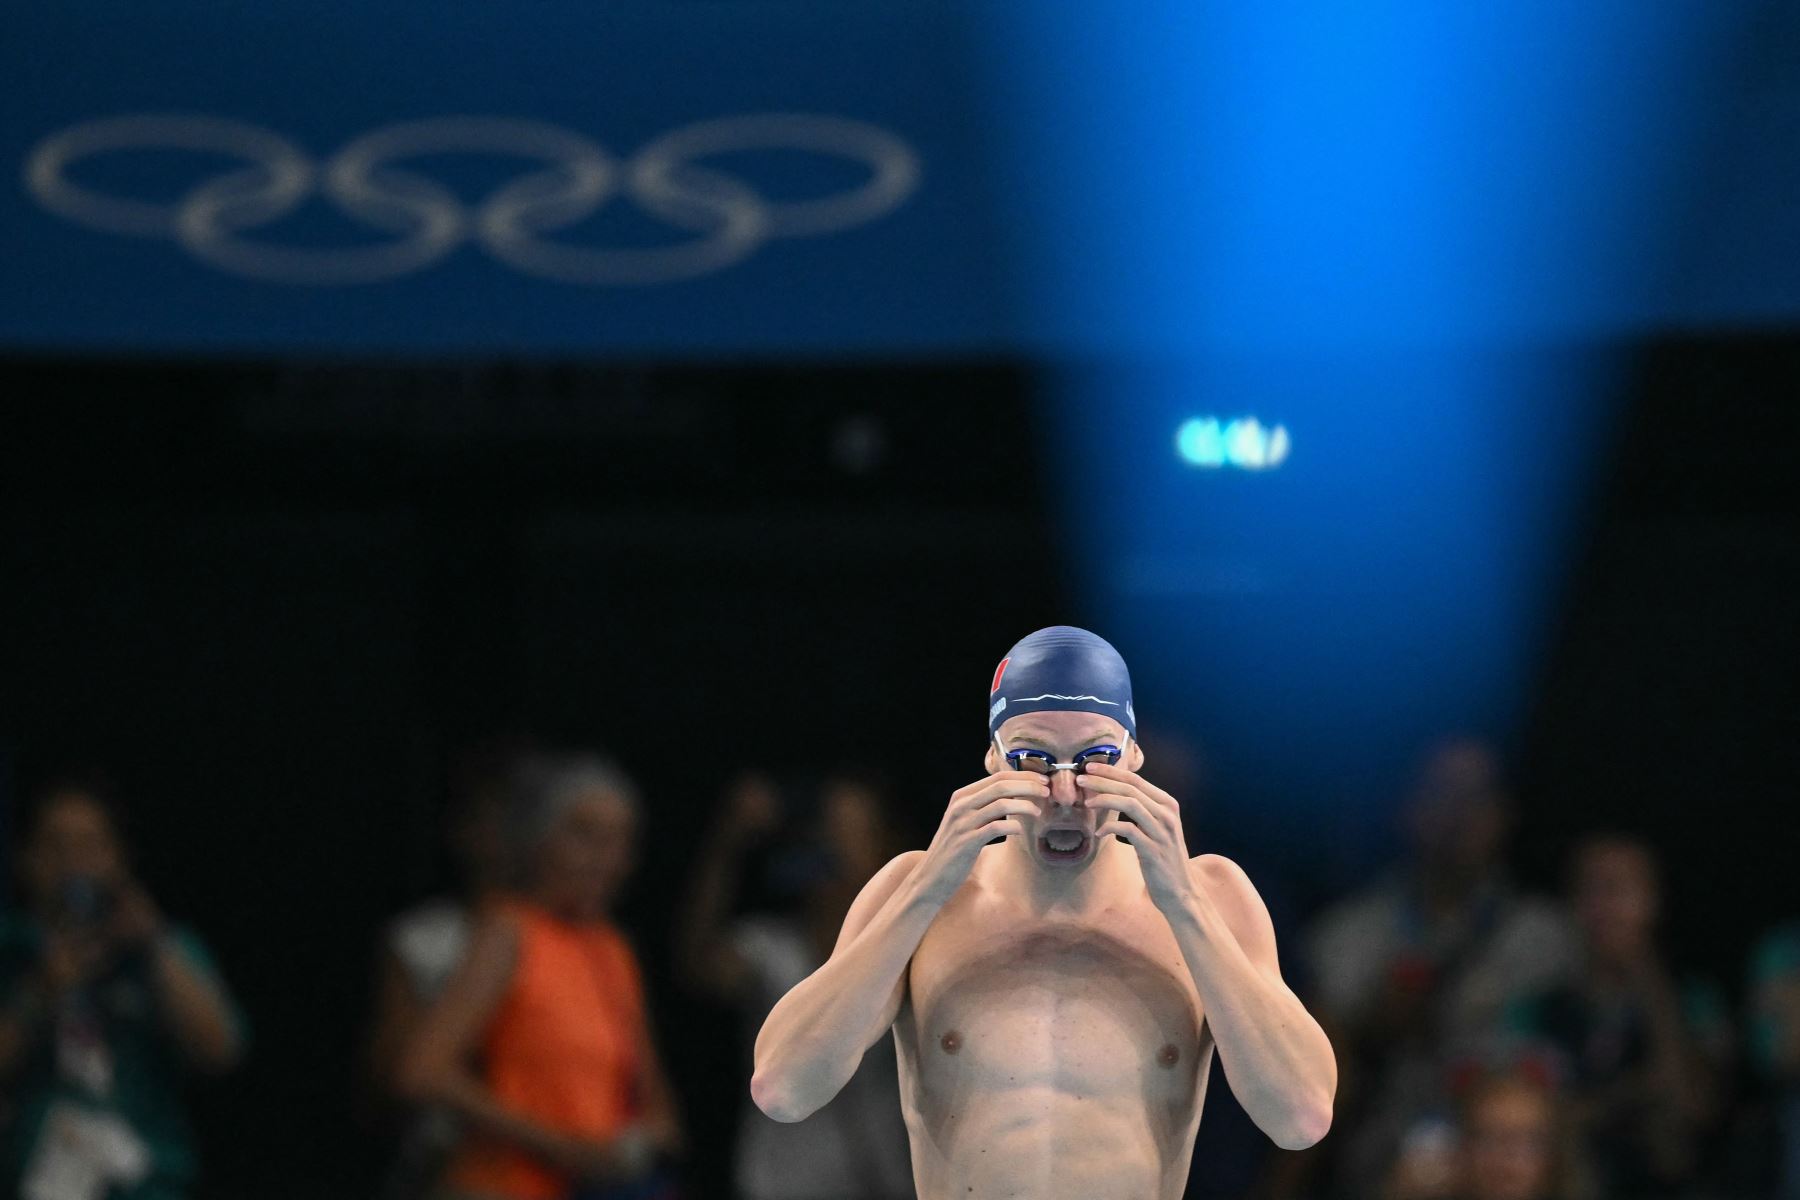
[0,774,245,1200]
[1750,919,1800,1198]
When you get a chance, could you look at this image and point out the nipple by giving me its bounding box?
[940,1030,963,1055]
[1158,1043,1180,1068]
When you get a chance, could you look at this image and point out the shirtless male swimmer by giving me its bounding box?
[750,626,1337,1199]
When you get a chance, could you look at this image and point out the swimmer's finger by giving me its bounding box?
[983,818,1025,839]
[966,795,1040,829]
[1080,790,1163,834]
[1106,822,1159,851]
[972,798,1040,826]
[1078,765,1173,809]
[1069,772,1136,796]
[958,770,1050,794]
[956,777,1049,812]
[1103,815,1167,842]
[1077,775,1174,828]
[1073,785,1143,813]
[1080,791,1142,819]
[954,771,1046,801]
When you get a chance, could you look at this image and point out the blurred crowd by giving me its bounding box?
[3,737,1799,1200]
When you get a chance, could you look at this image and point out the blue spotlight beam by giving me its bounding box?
[958,0,1733,872]
[1053,363,1619,875]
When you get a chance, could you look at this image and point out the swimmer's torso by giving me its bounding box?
[894,841,1214,1200]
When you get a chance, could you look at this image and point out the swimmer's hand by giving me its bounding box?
[1077,763,1192,909]
[912,772,1049,904]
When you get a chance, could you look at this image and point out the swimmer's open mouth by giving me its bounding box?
[1039,827,1092,863]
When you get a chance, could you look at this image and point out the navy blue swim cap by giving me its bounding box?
[987,626,1136,741]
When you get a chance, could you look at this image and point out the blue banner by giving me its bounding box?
[2,1,1014,356]
[7,2,1800,357]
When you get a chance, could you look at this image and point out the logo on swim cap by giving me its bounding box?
[991,658,1010,695]
[989,697,1007,723]
[1010,693,1118,706]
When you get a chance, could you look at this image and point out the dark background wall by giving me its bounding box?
[0,363,1058,1197]
[1515,335,1800,990]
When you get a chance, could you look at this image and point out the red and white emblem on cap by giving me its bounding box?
[991,657,1010,695]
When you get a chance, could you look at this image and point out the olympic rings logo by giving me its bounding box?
[24,113,922,286]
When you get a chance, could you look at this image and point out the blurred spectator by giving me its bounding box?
[1384,1068,1594,1200]
[1749,917,1800,1197]
[1507,834,1731,1196]
[400,755,684,1200]
[367,741,524,1199]
[0,773,245,1200]
[677,771,912,1200]
[1296,738,1576,1197]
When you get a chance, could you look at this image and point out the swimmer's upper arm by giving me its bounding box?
[1192,853,1285,985]
[829,849,927,1032]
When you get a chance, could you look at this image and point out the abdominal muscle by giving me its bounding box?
[898,1077,1175,1200]
[893,896,1212,1200]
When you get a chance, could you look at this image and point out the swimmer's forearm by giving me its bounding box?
[1164,894,1336,1151]
[752,876,942,1122]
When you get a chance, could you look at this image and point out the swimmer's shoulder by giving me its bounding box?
[866,848,929,898]
[1189,851,1247,886]
[885,848,930,876]
[1187,852,1264,906]
[1188,853,1284,963]
[832,850,930,952]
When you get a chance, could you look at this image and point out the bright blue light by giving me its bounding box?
[1177,416,1290,469]
[1175,418,1226,466]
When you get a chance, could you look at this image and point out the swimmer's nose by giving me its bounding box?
[1048,769,1083,808]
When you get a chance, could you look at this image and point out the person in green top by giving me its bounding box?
[1748,919,1800,1198]
[0,773,245,1200]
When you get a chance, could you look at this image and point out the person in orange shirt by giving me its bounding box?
[402,756,684,1200]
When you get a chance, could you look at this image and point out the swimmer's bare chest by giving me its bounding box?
[891,846,1216,1200]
